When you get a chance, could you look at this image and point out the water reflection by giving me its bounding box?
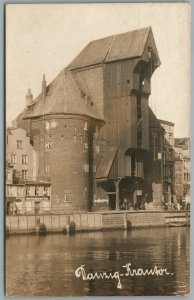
[6,227,190,296]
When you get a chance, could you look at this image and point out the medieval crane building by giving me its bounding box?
[15,27,164,212]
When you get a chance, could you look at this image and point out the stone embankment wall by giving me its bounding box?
[6,211,190,234]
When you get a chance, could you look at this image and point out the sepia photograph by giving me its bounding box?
[5,3,190,296]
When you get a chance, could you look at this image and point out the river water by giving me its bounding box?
[6,227,190,296]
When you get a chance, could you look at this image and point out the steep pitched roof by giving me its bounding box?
[68,27,160,69]
[23,69,104,121]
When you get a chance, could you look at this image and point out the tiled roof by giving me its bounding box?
[23,69,104,121]
[68,27,160,69]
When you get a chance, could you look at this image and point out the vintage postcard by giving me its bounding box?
[5,3,190,296]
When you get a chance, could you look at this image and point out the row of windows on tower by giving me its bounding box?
[45,122,89,132]
[40,133,88,141]
[44,164,96,174]
[44,141,89,149]
[44,142,100,153]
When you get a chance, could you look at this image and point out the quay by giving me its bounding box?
[6,210,190,235]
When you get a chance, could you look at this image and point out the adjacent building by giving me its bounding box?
[6,127,38,182]
[159,120,175,208]
[174,145,184,206]
[175,138,190,208]
[6,127,51,215]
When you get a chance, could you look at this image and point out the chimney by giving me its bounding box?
[26,88,33,107]
[42,74,47,102]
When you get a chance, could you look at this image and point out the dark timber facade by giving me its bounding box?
[16,27,165,212]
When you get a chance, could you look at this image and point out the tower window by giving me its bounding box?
[84,143,88,150]
[84,122,88,131]
[95,145,100,154]
[84,164,89,173]
[45,165,49,173]
[64,193,71,204]
[45,142,52,149]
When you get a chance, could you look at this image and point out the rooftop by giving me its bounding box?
[22,26,160,122]
[68,27,160,69]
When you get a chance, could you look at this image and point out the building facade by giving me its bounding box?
[159,120,175,208]
[175,138,190,208]
[6,181,51,215]
[174,145,184,206]
[6,127,38,182]
[6,127,52,215]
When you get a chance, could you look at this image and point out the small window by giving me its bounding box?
[45,142,52,149]
[45,165,49,173]
[84,122,88,131]
[95,145,100,154]
[22,155,28,164]
[22,170,28,180]
[64,193,71,204]
[44,187,50,196]
[84,164,89,173]
[35,187,40,196]
[26,187,31,196]
[17,140,23,149]
[10,154,17,164]
[84,143,88,150]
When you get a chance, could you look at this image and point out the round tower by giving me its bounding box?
[31,115,97,212]
[23,71,104,212]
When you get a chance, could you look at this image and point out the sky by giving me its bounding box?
[6,3,191,137]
